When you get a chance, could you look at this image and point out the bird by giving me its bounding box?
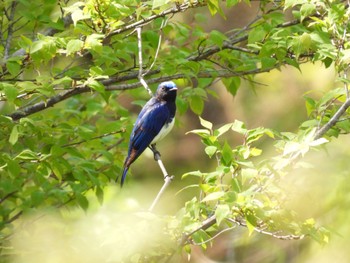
[120,81,177,186]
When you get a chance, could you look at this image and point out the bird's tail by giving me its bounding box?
[120,166,129,187]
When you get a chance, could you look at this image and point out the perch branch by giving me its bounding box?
[8,66,277,121]
[148,144,174,212]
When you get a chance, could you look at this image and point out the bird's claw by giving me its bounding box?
[150,144,161,161]
[164,174,175,181]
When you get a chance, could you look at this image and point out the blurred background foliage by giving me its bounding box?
[1,0,350,262]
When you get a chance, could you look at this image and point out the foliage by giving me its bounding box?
[1,0,350,262]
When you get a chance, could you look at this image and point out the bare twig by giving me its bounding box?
[62,129,125,147]
[148,145,174,212]
[104,1,206,41]
[4,1,17,59]
[136,27,153,96]
[143,18,168,76]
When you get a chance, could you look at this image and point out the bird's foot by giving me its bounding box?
[150,144,161,161]
[164,174,175,181]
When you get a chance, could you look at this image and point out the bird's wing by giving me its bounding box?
[130,101,170,152]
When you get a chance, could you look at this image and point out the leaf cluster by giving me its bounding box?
[0,0,350,261]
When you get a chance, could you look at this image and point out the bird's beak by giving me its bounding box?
[169,87,177,91]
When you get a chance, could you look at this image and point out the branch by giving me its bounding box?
[148,145,174,212]
[8,66,277,121]
[226,218,304,241]
[314,97,350,139]
[104,1,207,41]
[4,1,17,59]
[62,129,125,147]
[177,213,304,252]
[136,26,153,96]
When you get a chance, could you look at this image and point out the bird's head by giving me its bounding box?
[155,81,177,102]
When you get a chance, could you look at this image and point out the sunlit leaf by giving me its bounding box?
[9,125,19,145]
[201,191,225,202]
[205,146,217,158]
[215,204,230,226]
[199,116,213,130]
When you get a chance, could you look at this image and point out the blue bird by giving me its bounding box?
[120,81,177,186]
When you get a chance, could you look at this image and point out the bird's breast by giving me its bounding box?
[151,117,175,145]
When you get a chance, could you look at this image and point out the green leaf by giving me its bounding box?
[290,33,312,58]
[226,0,239,7]
[6,60,21,76]
[284,0,304,10]
[222,77,241,96]
[232,120,247,134]
[51,161,63,181]
[245,212,257,236]
[216,123,233,137]
[152,0,169,9]
[201,191,225,202]
[261,57,277,69]
[76,193,89,210]
[182,170,203,179]
[199,117,213,130]
[15,149,39,160]
[207,0,220,16]
[190,95,204,115]
[221,141,233,165]
[248,26,267,44]
[64,2,89,26]
[66,39,84,56]
[205,146,217,158]
[9,125,19,145]
[30,40,44,54]
[96,186,104,205]
[300,3,316,21]
[88,79,105,93]
[31,191,45,206]
[241,168,258,182]
[309,138,328,147]
[176,97,188,114]
[0,82,18,103]
[215,204,230,226]
[209,30,227,48]
[7,159,21,177]
[186,129,211,136]
[85,34,104,52]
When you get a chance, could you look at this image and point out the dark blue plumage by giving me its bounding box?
[121,81,177,186]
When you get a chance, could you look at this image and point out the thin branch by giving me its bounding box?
[314,97,350,139]
[143,18,168,77]
[148,144,174,212]
[180,215,217,246]
[62,129,125,147]
[312,2,350,139]
[136,26,153,96]
[0,191,17,205]
[8,66,279,121]
[178,214,304,251]
[226,218,304,240]
[4,1,17,59]
[104,1,207,41]
[190,225,238,246]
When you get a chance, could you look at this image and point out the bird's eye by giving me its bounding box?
[161,86,166,91]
